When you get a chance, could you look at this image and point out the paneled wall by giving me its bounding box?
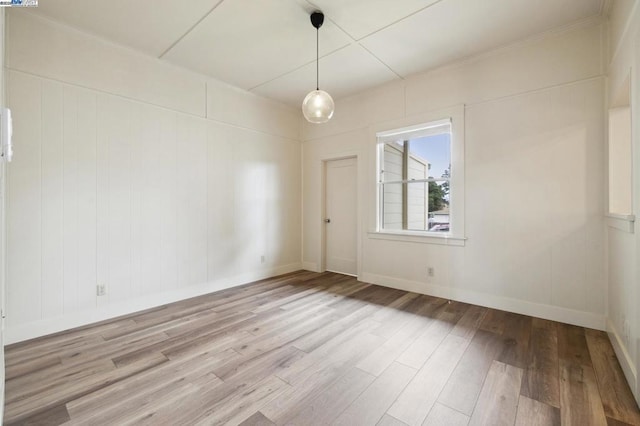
[1,6,6,420]
[302,20,606,329]
[4,12,301,343]
[606,0,640,404]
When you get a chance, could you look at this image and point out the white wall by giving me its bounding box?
[302,20,606,329]
[0,6,6,422]
[606,0,640,405]
[4,11,302,344]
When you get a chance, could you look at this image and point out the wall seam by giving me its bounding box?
[5,68,301,143]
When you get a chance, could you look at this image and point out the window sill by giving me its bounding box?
[368,231,466,246]
[606,213,635,233]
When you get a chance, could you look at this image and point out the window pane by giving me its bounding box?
[406,181,428,231]
[381,180,450,232]
[428,180,450,232]
[408,133,451,180]
[378,118,454,234]
[382,182,403,230]
[381,133,451,183]
[382,142,404,182]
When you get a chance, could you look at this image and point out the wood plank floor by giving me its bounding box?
[4,271,640,426]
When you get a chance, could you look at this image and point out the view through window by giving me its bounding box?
[378,120,451,233]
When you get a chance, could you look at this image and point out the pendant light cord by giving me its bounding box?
[316,27,319,90]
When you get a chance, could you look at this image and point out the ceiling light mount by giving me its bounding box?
[310,11,324,29]
[302,10,334,124]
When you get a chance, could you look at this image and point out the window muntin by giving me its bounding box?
[378,120,452,234]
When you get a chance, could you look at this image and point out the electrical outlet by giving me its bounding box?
[261,255,266,264]
[427,267,435,277]
[96,284,106,297]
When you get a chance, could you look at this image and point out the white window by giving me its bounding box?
[374,108,465,243]
[608,106,632,215]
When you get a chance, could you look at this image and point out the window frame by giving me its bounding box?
[369,105,466,245]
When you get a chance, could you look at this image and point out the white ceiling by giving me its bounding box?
[30,0,604,107]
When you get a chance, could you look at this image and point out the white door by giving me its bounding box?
[325,157,357,276]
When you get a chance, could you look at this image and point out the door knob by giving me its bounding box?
[324,218,331,223]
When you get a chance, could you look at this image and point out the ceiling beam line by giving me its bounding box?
[158,0,226,59]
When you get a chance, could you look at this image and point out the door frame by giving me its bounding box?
[320,154,361,279]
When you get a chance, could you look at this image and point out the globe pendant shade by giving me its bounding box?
[302,89,334,123]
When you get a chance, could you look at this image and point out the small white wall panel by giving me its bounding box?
[40,80,64,319]
[233,132,268,273]
[206,123,236,280]
[272,140,302,267]
[62,87,80,312]
[7,72,42,325]
[106,96,133,303]
[134,106,164,297]
[464,79,604,312]
[158,111,179,293]
[176,114,208,288]
[609,228,636,361]
[76,89,98,310]
[263,137,300,268]
[96,96,111,306]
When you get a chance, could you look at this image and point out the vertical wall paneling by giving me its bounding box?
[129,102,143,299]
[96,96,110,308]
[606,0,640,404]
[1,9,6,422]
[62,87,79,312]
[4,14,302,343]
[176,114,207,288]
[206,123,235,281]
[233,130,268,273]
[76,89,98,309]
[135,106,163,297]
[40,80,64,318]
[7,71,42,325]
[158,110,178,293]
[106,96,133,303]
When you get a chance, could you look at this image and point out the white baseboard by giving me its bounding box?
[607,318,639,404]
[5,263,302,345]
[302,261,320,272]
[361,272,606,331]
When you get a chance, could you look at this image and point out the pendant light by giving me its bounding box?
[302,11,334,124]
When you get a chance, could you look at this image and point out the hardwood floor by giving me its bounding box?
[4,271,640,425]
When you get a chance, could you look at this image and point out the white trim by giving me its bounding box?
[326,270,357,278]
[606,213,635,233]
[376,119,451,143]
[5,262,302,344]
[606,212,635,221]
[370,105,465,243]
[361,272,606,331]
[317,151,363,280]
[367,231,466,246]
[607,318,639,403]
[10,69,301,143]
